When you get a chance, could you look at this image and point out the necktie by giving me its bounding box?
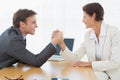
[23,38,26,46]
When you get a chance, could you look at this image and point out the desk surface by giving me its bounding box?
[0,60,96,80]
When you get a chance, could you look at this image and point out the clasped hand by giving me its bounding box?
[51,30,64,45]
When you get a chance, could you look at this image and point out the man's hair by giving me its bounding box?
[13,9,36,27]
[82,2,104,21]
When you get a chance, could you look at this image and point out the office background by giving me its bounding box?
[0,0,120,59]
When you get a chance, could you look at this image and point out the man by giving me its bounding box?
[0,9,62,69]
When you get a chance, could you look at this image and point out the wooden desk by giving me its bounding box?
[0,61,97,80]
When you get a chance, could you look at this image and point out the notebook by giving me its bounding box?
[48,38,74,61]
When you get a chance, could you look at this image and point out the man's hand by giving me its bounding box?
[72,61,92,67]
[51,30,64,45]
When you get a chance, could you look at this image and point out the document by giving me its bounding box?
[48,55,66,61]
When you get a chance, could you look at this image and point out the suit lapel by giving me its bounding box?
[90,37,106,61]
[89,39,96,61]
[88,23,107,61]
[99,36,106,60]
[99,23,107,60]
[13,27,27,46]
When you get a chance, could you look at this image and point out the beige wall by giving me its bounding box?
[0,0,120,57]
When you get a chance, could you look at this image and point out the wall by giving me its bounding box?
[0,0,120,56]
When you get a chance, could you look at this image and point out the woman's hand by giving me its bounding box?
[72,61,92,67]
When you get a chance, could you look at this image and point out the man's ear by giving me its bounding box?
[19,21,25,28]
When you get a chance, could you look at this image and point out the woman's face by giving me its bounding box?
[82,11,95,29]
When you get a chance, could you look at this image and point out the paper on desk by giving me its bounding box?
[48,55,66,62]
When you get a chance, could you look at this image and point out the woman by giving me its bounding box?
[58,2,120,80]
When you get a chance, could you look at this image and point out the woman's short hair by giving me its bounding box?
[83,2,104,21]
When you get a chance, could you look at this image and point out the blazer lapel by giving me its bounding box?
[99,23,107,60]
[89,39,96,61]
[99,36,106,58]
[90,36,106,61]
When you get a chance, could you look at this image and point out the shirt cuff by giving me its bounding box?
[51,42,56,48]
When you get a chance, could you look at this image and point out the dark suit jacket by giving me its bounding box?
[0,27,56,69]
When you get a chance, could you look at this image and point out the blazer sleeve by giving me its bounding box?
[60,42,86,63]
[7,39,56,67]
[92,29,120,71]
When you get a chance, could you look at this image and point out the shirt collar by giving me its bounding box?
[89,22,106,39]
[23,35,26,40]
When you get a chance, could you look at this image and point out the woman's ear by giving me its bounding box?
[92,13,96,20]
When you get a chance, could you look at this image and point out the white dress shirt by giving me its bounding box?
[90,25,106,61]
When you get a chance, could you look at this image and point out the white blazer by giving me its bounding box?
[61,22,120,80]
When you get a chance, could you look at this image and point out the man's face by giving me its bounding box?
[20,15,38,35]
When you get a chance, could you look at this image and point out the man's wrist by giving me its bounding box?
[51,40,57,47]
